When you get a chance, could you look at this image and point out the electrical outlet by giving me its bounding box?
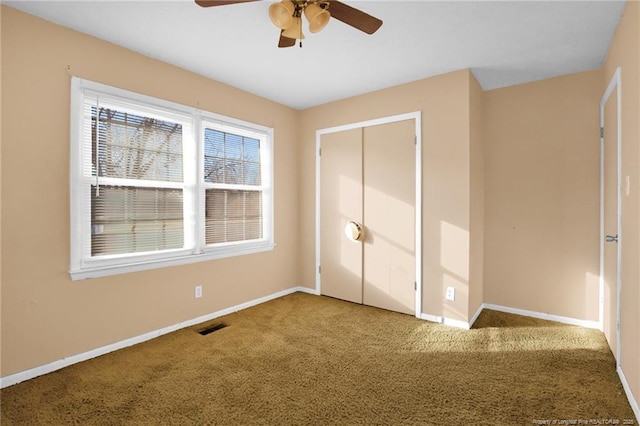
[445,286,455,301]
[195,285,203,299]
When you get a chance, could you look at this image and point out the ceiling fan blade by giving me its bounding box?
[278,31,296,48]
[328,1,382,35]
[195,0,261,7]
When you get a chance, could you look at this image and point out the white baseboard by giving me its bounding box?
[420,313,443,323]
[618,365,640,422]
[296,286,320,295]
[0,286,311,389]
[442,316,471,329]
[420,303,483,330]
[420,303,600,331]
[419,313,471,329]
[482,303,601,329]
[468,303,484,328]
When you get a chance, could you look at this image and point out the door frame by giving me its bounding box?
[315,111,422,318]
[599,67,622,365]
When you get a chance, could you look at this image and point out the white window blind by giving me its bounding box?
[70,78,274,280]
[204,128,263,245]
[88,100,187,257]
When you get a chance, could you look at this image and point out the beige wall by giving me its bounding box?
[0,6,300,376]
[603,0,640,410]
[468,73,484,318]
[483,69,603,321]
[299,69,476,323]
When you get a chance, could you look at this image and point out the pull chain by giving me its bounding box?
[299,14,303,48]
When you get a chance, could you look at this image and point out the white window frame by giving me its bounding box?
[69,78,274,280]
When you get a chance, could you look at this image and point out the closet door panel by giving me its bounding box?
[362,120,415,315]
[320,128,363,304]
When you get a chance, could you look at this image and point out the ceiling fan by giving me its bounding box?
[195,0,383,48]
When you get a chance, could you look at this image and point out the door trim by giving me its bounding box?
[599,67,622,365]
[315,111,422,318]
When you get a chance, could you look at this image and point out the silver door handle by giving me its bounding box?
[606,234,618,243]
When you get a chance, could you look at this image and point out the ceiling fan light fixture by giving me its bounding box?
[304,3,330,33]
[282,16,304,39]
[268,0,295,29]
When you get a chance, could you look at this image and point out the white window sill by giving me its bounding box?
[69,242,275,281]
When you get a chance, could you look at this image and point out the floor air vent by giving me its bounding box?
[198,323,228,336]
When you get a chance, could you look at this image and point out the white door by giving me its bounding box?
[601,70,621,362]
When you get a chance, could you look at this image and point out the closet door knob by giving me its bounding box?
[345,221,364,242]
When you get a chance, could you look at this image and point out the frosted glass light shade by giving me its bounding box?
[304,3,330,33]
[269,0,295,30]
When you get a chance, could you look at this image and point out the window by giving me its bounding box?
[70,78,274,280]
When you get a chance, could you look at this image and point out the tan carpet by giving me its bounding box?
[1,292,637,425]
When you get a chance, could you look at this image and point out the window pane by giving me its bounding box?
[225,160,243,185]
[92,107,183,182]
[204,156,224,183]
[91,185,184,256]
[244,162,261,186]
[203,128,261,186]
[243,138,260,162]
[245,191,262,240]
[225,134,243,160]
[204,129,224,156]
[205,189,263,245]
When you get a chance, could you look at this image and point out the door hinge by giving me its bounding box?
[318,265,321,274]
[600,127,604,138]
[319,147,322,156]
[414,281,417,291]
[414,135,417,145]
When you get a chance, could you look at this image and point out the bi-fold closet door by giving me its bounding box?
[320,119,415,315]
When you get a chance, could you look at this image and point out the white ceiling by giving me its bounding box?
[6,0,626,110]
